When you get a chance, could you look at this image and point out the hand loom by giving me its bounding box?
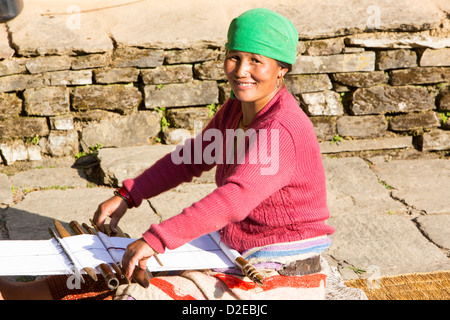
[0,219,265,289]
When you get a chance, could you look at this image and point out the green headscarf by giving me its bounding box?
[225,8,298,65]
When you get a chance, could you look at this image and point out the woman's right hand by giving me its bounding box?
[93,195,128,233]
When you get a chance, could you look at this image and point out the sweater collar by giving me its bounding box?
[234,86,287,130]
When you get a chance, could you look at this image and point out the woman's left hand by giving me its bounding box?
[122,238,155,280]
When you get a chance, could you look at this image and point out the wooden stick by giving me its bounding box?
[89,219,99,232]
[81,222,95,235]
[153,252,164,267]
[99,264,120,290]
[69,220,85,235]
[235,257,265,286]
[209,231,265,286]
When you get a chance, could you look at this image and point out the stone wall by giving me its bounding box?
[291,35,450,155]
[0,5,449,165]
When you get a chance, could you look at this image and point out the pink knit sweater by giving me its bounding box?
[123,87,335,253]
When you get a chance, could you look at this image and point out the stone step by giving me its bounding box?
[5,0,443,55]
[10,167,88,190]
[326,213,449,279]
[369,158,450,215]
[323,157,405,216]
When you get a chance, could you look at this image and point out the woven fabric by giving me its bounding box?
[114,264,328,300]
[242,235,332,269]
[114,257,368,300]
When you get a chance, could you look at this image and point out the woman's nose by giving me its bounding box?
[235,60,251,77]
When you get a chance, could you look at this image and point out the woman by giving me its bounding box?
[0,8,336,300]
[101,7,335,300]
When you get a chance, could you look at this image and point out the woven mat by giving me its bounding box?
[344,270,450,300]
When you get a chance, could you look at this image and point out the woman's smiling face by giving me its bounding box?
[224,50,286,108]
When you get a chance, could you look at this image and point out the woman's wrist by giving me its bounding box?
[114,186,135,208]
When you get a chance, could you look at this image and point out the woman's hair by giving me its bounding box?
[276,60,292,74]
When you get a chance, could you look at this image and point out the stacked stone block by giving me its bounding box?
[0,31,449,165]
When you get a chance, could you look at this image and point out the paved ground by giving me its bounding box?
[1,145,449,281]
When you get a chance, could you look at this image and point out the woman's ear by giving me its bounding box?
[278,68,288,79]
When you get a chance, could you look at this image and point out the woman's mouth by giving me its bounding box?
[235,81,256,89]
